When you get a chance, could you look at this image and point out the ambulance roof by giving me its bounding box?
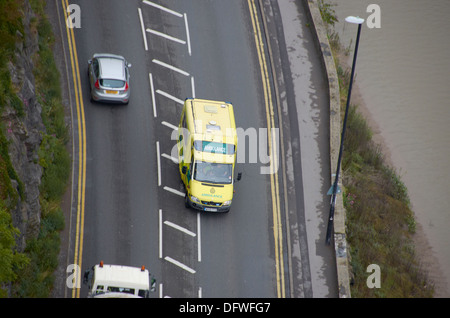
[189,99,236,137]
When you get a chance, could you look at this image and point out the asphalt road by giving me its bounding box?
[51,0,337,298]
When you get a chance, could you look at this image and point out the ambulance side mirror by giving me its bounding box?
[182,166,187,174]
[236,172,242,182]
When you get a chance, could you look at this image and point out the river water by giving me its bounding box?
[331,0,450,296]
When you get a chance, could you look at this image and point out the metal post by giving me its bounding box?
[326,22,363,245]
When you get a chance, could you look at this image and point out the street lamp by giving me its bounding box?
[326,16,364,245]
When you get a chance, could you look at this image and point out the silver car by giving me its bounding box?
[88,53,131,104]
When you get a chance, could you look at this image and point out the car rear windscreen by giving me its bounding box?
[100,79,125,88]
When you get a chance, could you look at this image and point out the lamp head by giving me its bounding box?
[345,16,365,24]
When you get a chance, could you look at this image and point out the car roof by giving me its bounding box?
[95,54,126,80]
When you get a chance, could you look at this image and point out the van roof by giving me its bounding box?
[94,264,150,290]
[188,99,236,137]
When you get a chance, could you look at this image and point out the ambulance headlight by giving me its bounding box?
[190,196,200,203]
[223,200,232,206]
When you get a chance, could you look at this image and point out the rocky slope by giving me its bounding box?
[2,0,45,252]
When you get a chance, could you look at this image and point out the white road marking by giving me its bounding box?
[184,13,191,56]
[197,213,202,262]
[163,186,185,197]
[164,256,196,274]
[161,121,178,131]
[191,76,196,98]
[141,0,202,294]
[142,0,183,18]
[149,73,157,117]
[146,28,186,45]
[156,141,161,186]
[162,153,178,164]
[164,220,196,237]
[138,8,148,51]
[152,59,190,77]
[156,89,184,105]
[159,209,163,258]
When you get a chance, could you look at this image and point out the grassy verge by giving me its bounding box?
[320,2,433,297]
[0,0,70,297]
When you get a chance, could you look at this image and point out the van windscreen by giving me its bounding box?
[193,161,232,184]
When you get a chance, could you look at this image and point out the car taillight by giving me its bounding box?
[95,79,100,89]
[124,82,129,92]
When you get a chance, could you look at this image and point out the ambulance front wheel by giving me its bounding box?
[184,194,190,209]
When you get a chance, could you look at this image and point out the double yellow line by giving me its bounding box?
[61,0,87,298]
[247,0,285,298]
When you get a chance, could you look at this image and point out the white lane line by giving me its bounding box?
[142,0,183,18]
[163,186,185,197]
[146,28,186,45]
[159,283,172,298]
[184,13,191,56]
[156,141,161,186]
[149,73,157,117]
[162,153,178,164]
[159,209,163,258]
[156,89,184,105]
[138,8,148,51]
[164,256,196,274]
[152,59,190,77]
[161,121,178,131]
[164,220,196,237]
[198,287,202,298]
[191,76,196,98]
[197,212,202,262]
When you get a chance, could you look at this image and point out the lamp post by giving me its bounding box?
[326,16,365,245]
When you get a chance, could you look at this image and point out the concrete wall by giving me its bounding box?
[302,0,352,298]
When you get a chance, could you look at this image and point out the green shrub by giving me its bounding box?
[39,134,70,201]
[13,209,64,297]
[318,0,338,26]
[0,206,30,298]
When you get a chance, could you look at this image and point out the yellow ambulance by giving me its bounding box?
[177,98,240,212]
